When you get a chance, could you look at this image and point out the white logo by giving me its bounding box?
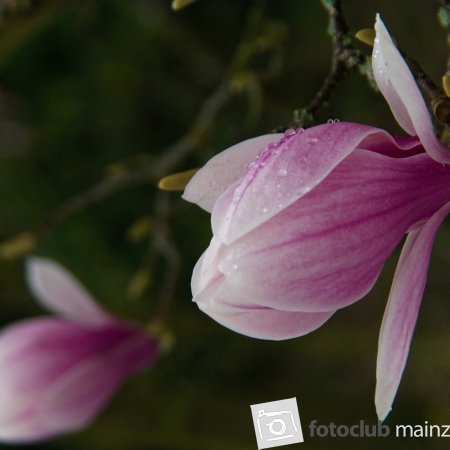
[250,398,304,449]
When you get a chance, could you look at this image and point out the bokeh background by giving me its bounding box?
[0,0,449,449]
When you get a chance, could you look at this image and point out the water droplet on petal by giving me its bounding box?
[327,119,334,124]
[262,207,268,213]
[306,137,318,144]
[284,128,296,138]
[232,264,238,270]
[277,168,287,177]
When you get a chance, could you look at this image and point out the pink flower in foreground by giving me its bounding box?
[0,257,159,443]
[183,15,450,420]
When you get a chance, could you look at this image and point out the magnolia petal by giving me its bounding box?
[194,275,335,340]
[191,236,226,297]
[0,319,121,442]
[212,123,410,244]
[183,134,282,212]
[219,150,450,312]
[375,200,450,421]
[40,332,158,436]
[373,15,450,164]
[0,317,158,442]
[26,257,110,326]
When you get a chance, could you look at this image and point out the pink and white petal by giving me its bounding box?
[191,236,227,296]
[219,150,450,312]
[183,134,282,212]
[375,200,450,421]
[0,410,55,443]
[373,15,450,164]
[39,357,126,437]
[26,257,111,326]
[0,320,134,411]
[194,275,335,340]
[212,123,407,244]
[0,319,110,438]
[0,320,157,442]
[40,331,158,435]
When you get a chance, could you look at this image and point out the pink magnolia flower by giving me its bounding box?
[0,257,159,443]
[183,15,450,420]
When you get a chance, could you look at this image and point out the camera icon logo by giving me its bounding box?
[250,398,303,449]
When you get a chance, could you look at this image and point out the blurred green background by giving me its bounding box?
[0,0,449,449]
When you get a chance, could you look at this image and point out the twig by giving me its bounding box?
[0,1,278,256]
[151,193,181,324]
[290,0,363,128]
[25,79,230,242]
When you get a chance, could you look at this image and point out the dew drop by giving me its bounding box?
[284,128,296,138]
[262,207,268,213]
[277,203,283,209]
[277,168,287,177]
[306,137,318,144]
[333,118,340,123]
[296,127,305,133]
[232,264,238,270]
[327,119,334,124]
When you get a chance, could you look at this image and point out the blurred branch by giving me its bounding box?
[0,78,231,256]
[0,1,280,258]
[127,193,180,324]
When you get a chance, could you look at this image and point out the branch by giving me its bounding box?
[289,0,364,128]
[0,1,278,258]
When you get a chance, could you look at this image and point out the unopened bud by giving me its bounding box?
[0,233,36,260]
[171,0,197,11]
[355,28,375,46]
[158,168,198,191]
[442,74,450,98]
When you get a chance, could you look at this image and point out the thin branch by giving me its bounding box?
[27,79,230,241]
[0,1,277,257]
[290,0,364,128]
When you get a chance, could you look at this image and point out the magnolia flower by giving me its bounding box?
[0,257,159,443]
[183,15,450,420]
